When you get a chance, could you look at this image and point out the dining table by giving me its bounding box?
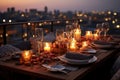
[0,35,120,80]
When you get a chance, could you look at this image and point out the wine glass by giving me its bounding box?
[56,29,64,41]
[35,28,44,54]
[95,23,103,36]
[65,25,74,39]
[35,28,43,41]
[102,22,110,37]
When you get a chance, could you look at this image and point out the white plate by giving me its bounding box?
[58,55,97,65]
[92,43,112,48]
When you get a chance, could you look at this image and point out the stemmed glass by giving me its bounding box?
[35,28,44,54]
[65,25,74,39]
[95,23,103,36]
[35,28,43,41]
[102,22,110,37]
[56,29,64,42]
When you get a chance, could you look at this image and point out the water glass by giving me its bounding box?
[56,29,64,41]
[35,28,43,41]
[34,28,44,54]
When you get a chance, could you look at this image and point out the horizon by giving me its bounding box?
[0,0,120,12]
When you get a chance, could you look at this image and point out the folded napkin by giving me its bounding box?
[65,52,93,60]
[44,32,56,42]
[0,44,21,58]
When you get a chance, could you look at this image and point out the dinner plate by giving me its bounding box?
[58,55,97,65]
[92,41,112,49]
[112,36,120,42]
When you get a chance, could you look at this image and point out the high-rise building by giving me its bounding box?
[44,6,48,13]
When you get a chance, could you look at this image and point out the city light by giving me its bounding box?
[80,19,83,22]
[44,21,47,25]
[32,35,35,37]
[116,25,120,28]
[0,34,3,38]
[9,20,12,23]
[66,21,69,24]
[108,11,111,15]
[39,23,42,26]
[23,33,27,38]
[21,14,25,17]
[113,12,117,16]
[3,19,6,22]
[57,21,60,24]
[105,18,108,21]
[28,22,31,26]
[112,20,115,24]
[6,33,8,37]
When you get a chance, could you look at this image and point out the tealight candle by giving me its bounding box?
[82,41,88,48]
[80,41,88,51]
[22,50,32,63]
[93,33,99,40]
[85,31,93,39]
[74,28,81,41]
[70,38,77,51]
[44,42,51,52]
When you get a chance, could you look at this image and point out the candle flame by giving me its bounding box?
[70,38,77,51]
[82,41,88,47]
[44,42,51,52]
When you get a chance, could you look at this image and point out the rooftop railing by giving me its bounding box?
[0,19,81,45]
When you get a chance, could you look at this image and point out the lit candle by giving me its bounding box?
[80,41,88,51]
[44,42,51,52]
[74,28,81,41]
[85,31,93,39]
[82,41,88,48]
[70,38,77,51]
[93,33,99,40]
[22,50,32,63]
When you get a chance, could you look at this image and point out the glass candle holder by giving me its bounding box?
[69,38,77,51]
[74,28,81,41]
[82,41,88,48]
[93,33,99,40]
[22,50,32,64]
[85,31,93,40]
[44,42,52,52]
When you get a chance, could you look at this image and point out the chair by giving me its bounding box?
[111,69,120,80]
[111,55,120,80]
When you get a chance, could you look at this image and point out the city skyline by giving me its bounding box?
[0,0,120,12]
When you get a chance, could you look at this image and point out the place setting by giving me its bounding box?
[91,40,116,50]
[58,52,97,65]
[42,63,79,74]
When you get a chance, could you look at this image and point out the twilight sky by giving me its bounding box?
[0,0,120,12]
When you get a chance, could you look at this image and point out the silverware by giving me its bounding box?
[42,64,68,74]
[42,63,79,74]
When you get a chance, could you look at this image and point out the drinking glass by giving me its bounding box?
[56,29,64,41]
[35,28,43,41]
[102,22,110,37]
[65,25,74,39]
[95,23,103,36]
[35,28,44,54]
